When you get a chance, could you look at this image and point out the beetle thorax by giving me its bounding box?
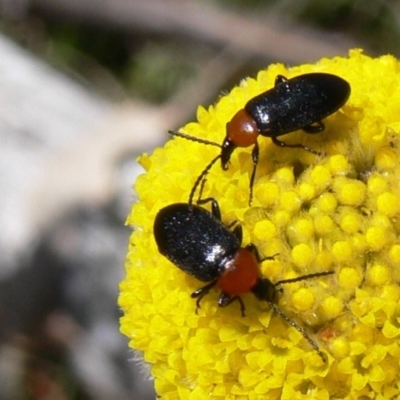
[217,248,260,295]
[226,109,259,147]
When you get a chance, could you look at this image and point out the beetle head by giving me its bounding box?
[220,137,236,170]
[251,277,278,303]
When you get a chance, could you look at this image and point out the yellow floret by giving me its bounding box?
[365,226,389,250]
[339,208,362,233]
[291,243,313,267]
[312,193,338,213]
[321,296,344,319]
[292,287,315,312]
[366,264,391,286]
[327,154,350,175]
[279,191,301,213]
[388,244,400,264]
[331,337,350,358]
[253,219,277,241]
[338,267,362,289]
[120,50,400,399]
[332,241,353,262]
[297,182,316,200]
[376,192,400,216]
[254,180,279,205]
[288,217,315,242]
[310,165,332,187]
[314,214,335,236]
[367,175,388,195]
[375,147,397,170]
[335,179,366,206]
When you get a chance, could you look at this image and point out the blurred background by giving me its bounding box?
[0,0,397,398]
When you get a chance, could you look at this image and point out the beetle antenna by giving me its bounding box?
[268,302,327,362]
[197,176,208,204]
[266,271,333,361]
[168,130,222,149]
[274,271,334,287]
[188,154,221,205]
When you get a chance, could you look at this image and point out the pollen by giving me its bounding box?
[338,267,362,289]
[367,175,387,195]
[297,182,316,201]
[340,212,362,234]
[365,226,389,250]
[291,243,313,267]
[366,264,391,286]
[327,154,350,175]
[279,191,301,213]
[288,218,315,242]
[310,165,332,187]
[388,244,400,265]
[332,241,353,262]
[120,50,400,399]
[335,179,366,206]
[292,288,315,312]
[275,166,295,185]
[321,296,344,319]
[375,147,397,170]
[314,214,335,236]
[312,193,338,213]
[331,337,350,358]
[255,180,279,205]
[376,192,400,216]
[254,219,277,241]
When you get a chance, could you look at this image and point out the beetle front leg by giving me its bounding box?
[249,142,259,205]
[275,74,288,86]
[197,196,221,220]
[191,280,218,313]
[232,224,243,244]
[219,292,246,317]
[188,154,221,206]
[245,243,278,263]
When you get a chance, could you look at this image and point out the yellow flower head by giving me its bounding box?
[119,50,400,399]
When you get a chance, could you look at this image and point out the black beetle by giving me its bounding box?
[169,72,351,204]
[153,197,334,361]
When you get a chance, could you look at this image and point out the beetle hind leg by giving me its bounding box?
[271,136,325,156]
[303,120,324,134]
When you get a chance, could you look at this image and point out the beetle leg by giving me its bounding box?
[232,224,243,243]
[227,221,243,245]
[195,174,222,219]
[245,243,261,261]
[197,184,240,232]
[188,154,221,206]
[245,243,278,263]
[303,120,324,134]
[249,142,259,205]
[193,159,225,220]
[191,280,218,314]
[226,220,238,229]
[275,74,288,86]
[271,136,325,156]
[197,196,221,220]
[219,292,246,317]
